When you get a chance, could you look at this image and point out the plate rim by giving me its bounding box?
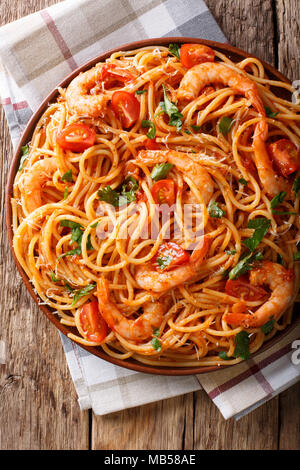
[5,36,300,376]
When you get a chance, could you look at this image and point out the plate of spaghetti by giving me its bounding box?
[6,38,300,375]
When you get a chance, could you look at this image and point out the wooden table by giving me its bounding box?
[0,0,299,450]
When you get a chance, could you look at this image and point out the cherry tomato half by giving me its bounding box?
[225,276,267,301]
[79,299,108,343]
[267,139,300,177]
[153,242,190,272]
[145,138,160,150]
[180,44,215,69]
[56,123,96,152]
[111,91,140,129]
[151,179,175,206]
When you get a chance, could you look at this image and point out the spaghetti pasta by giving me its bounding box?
[11,43,300,367]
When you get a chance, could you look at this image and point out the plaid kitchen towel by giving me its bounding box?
[1,0,299,419]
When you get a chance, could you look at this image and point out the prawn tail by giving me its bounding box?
[97,276,110,304]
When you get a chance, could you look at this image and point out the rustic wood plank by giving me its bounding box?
[92,393,194,450]
[192,390,278,450]
[0,0,89,450]
[279,383,300,450]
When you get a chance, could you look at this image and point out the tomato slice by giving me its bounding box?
[225,276,267,301]
[79,300,108,343]
[111,91,140,128]
[267,139,300,177]
[153,242,190,272]
[180,44,215,69]
[145,138,160,150]
[56,123,96,152]
[151,179,175,206]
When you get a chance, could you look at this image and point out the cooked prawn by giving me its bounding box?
[135,236,210,293]
[177,62,287,196]
[22,158,57,212]
[97,277,169,340]
[224,261,294,328]
[66,64,109,117]
[136,150,214,204]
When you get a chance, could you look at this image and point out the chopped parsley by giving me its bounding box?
[59,220,93,257]
[61,169,73,182]
[71,283,96,307]
[18,145,29,171]
[160,84,183,132]
[151,162,173,181]
[225,249,237,255]
[153,327,160,337]
[265,106,279,118]
[208,201,225,218]
[218,351,231,360]
[98,177,139,207]
[156,254,173,270]
[270,191,286,210]
[191,125,201,132]
[218,116,234,135]
[261,316,275,334]
[277,254,284,265]
[136,89,147,95]
[239,178,248,186]
[151,337,162,352]
[141,120,156,139]
[233,331,250,360]
[168,43,181,59]
[242,217,271,252]
[50,272,60,282]
[292,176,300,195]
[63,187,69,200]
[228,251,263,280]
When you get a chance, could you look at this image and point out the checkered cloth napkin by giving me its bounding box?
[1,0,299,420]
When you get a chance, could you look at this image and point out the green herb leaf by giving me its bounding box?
[292,176,300,195]
[71,283,96,307]
[90,221,99,228]
[153,328,160,337]
[141,120,156,139]
[261,316,275,334]
[191,125,201,132]
[59,247,82,259]
[242,217,271,252]
[61,169,73,182]
[151,337,162,352]
[18,145,29,171]
[272,210,297,215]
[63,187,68,200]
[222,268,230,279]
[151,163,173,181]
[136,89,147,95]
[98,186,121,207]
[184,129,191,134]
[265,106,279,118]
[294,251,300,261]
[277,254,284,265]
[60,220,92,254]
[225,249,237,255]
[50,272,60,282]
[229,252,263,280]
[233,331,250,360]
[156,254,173,271]
[218,116,234,135]
[64,282,74,292]
[208,201,225,218]
[168,43,181,59]
[218,351,231,360]
[270,191,286,210]
[160,84,183,132]
[239,178,248,186]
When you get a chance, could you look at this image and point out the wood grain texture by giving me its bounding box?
[0,0,89,451]
[0,0,299,451]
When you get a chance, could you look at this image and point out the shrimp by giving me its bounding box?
[97,277,169,340]
[66,64,109,117]
[22,158,57,212]
[224,261,294,328]
[136,150,214,204]
[135,236,210,293]
[177,62,288,196]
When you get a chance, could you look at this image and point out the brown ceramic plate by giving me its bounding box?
[5,38,300,375]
